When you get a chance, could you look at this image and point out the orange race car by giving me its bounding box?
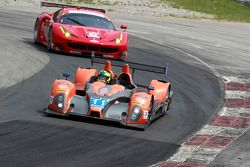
[45,57,173,130]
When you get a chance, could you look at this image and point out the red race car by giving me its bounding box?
[45,56,173,130]
[34,2,128,60]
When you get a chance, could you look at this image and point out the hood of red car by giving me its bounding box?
[64,25,121,42]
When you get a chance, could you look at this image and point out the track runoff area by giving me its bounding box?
[151,76,250,167]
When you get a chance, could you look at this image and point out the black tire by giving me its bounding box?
[163,88,171,114]
[119,51,128,61]
[33,20,39,44]
[47,27,53,51]
[142,99,153,130]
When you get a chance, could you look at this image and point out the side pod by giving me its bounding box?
[149,80,170,102]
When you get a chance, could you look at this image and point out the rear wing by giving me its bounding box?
[90,52,169,80]
[40,1,106,13]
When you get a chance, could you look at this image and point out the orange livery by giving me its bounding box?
[45,58,173,130]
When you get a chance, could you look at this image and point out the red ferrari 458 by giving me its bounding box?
[34,2,128,60]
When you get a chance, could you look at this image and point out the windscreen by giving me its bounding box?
[60,13,115,30]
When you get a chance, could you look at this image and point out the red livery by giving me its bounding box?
[34,2,128,60]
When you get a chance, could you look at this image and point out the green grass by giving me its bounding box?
[162,0,250,22]
[78,0,94,4]
[45,0,94,4]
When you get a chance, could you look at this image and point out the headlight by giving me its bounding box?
[58,103,63,108]
[53,94,65,110]
[133,107,140,114]
[129,106,143,122]
[60,26,72,38]
[115,32,123,44]
[65,32,71,38]
[57,95,64,102]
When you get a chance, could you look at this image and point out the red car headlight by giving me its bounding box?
[115,33,123,44]
[60,26,74,38]
[110,32,123,44]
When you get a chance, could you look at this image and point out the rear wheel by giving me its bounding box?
[163,88,171,114]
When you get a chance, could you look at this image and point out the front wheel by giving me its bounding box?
[33,20,39,44]
[142,99,153,130]
[119,51,128,61]
[47,28,53,51]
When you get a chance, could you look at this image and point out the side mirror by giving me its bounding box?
[148,86,154,91]
[120,24,127,30]
[63,72,71,80]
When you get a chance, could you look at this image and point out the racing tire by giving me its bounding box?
[47,28,53,52]
[141,99,153,130]
[33,20,39,44]
[119,51,128,61]
[141,117,151,131]
[163,88,171,115]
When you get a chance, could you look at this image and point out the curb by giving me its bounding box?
[151,76,250,167]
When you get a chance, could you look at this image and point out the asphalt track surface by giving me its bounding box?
[0,10,222,167]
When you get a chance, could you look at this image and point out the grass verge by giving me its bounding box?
[162,0,250,22]
[44,0,94,4]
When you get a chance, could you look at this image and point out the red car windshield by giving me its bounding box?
[60,13,115,30]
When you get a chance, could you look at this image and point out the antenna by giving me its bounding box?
[91,51,95,67]
[63,72,71,80]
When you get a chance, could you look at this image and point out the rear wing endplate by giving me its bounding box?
[40,1,106,13]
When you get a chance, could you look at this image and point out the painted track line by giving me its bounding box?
[150,76,250,167]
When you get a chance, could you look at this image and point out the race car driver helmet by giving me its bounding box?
[97,70,112,84]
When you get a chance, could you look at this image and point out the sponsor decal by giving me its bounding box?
[86,31,100,39]
[90,106,102,111]
[69,50,81,54]
[57,81,70,85]
[58,85,67,89]
[68,10,105,18]
[57,81,71,89]
[90,97,109,111]
[54,89,66,93]
[89,39,99,43]
[132,101,145,107]
[136,97,147,103]
[103,54,114,58]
